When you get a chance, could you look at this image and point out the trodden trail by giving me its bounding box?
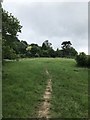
[38,69,52,119]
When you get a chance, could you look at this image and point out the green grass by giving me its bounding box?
[46,58,88,118]
[3,59,48,117]
[2,58,88,118]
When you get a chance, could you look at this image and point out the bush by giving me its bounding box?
[3,46,17,60]
[87,55,90,67]
[35,53,39,57]
[75,52,88,67]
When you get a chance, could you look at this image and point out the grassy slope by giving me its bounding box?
[46,58,88,118]
[2,58,88,118]
[3,59,48,117]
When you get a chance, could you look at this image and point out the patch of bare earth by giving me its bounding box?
[38,70,52,119]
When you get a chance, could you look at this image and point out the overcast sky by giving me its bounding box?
[2,0,88,54]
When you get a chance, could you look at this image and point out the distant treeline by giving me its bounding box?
[2,8,77,59]
[2,8,89,68]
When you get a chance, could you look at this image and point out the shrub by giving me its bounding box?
[87,55,90,67]
[3,46,17,60]
[75,52,87,67]
[35,53,39,57]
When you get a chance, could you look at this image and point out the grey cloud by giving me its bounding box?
[17,2,88,38]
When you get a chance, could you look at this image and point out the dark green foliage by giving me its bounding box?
[2,9,22,37]
[41,40,56,57]
[21,40,28,46]
[42,40,52,50]
[75,52,89,67]
[2,45,17,59]
[55,49,63,57]
[13,40,27,54]
[87,55,90,67]
[27,43,41,57]
[41,50,49,57]
[69,47,78,57]
[30,46,39,56]
[48,48,56,58]
[26,51,32,58]
[2,8,22,60]
[35,53,39,57]
[61,41,72,49]
[61,41,77,58]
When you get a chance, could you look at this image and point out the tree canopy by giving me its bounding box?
[2,8,23,59]
[2,9,22,37]
[61,41,77,58]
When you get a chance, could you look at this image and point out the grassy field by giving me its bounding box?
[2,58,88,118]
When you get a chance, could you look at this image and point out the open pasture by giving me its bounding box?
[2,58,88,118]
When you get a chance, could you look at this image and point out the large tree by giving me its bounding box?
[26,44,41,57]
[2,8,22,59]
[42,40,52,50]
[2,9,22,38]
[41,40,53,57]
[61,41,77,57]
[61,41,72,49]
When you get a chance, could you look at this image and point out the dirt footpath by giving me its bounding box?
[38,70,52,119]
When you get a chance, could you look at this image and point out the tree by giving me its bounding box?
[26,44,41,57]
[2,8,22,59]
[2,9,22,38]
[55,49,63,57]
[21,40,28,46]
[87,55,90,67]
[41,50,49,57]
[42,40,52,50]
[13,40,27,55]
[30,46,40,57]
[2,42,17,60]
[69,47,78,58]
[61,41,72,57]
[61,41,77,58]
[48,48,55,58]
[41,40,53,57]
